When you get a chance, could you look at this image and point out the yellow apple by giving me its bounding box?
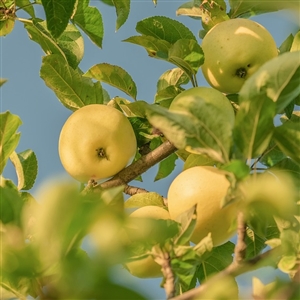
[201,18,278,94]
[169,86,235,126]
[125,205,170,278]
[167,166,239,246]
[58,104,137,182]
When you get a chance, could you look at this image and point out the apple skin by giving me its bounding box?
[58,104,137,182]
[125,206,171,278]
[201,18,278,94]
[167,166,239,246]
[169,86,235,126]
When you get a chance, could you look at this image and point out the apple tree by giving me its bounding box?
[1,0,300,299]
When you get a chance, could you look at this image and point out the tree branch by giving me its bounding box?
[98,140,177,189]
[234,211,247,264]
[170,246,282,300]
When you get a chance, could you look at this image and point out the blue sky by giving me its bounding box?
[1,1,299,299]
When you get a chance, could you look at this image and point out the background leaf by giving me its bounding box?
[196,242,235,282]
[41,0,76,38]
[273,120,300,165]
[40,54,104,110]
[233,96,276,160]
[84,63,137,100]
[0,78,7,87]
[9,150,38,191]
[0,112,22,174]
[239,51,300,115]
[154,152,178,181]
[16,0,35,18]
[72,0,104,48]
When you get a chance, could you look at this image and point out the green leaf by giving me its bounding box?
[25,20,68,60]
[154,152,177,181]
[197,241,235,282]
[239,48,300,115]
[228,0,298,18]
[9,150,38,190]
[40,54,104,110]
[233,95,276,160]
[279,34,294,54]
[290,31,300,52]
[260,141,287,167]
[157,68,189,92]
[146,99,233,163]
[0,112,22,174]
[41,0,76,38]
[183,153,215,170]
[84,63,137,100]
[0,78,7,87]
[56,23,84,68]
[25,21,84,68]
[270,158,300,187]
[72,0,104,48]
[221,160,250,180]
[136,16,196,44]
[0,179,24,225]
[168,39,204,78]
[155,85,183,108]
[177,0,228,32]
[16,0,35,18]
[124,192,165,208]
[0,18,15,36]
[123,35,171,60]
[112,0,130,31]
[273,120,300,165]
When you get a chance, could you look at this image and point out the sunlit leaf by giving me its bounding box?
[72,0,104,48]
[84,63,137,100]
[112,0,130,31]
[146,99,233,163]
[123,35,171,60]
[239,48,300,115]
[183,153,215,170]
[136,16,196,44]
[155,85,183,108]
[41,0,76,38]
[0,18,15,36]
[0,111,22,174]
[168,39,204,78]
[157,68,189,91]
[228,0,299,18]
[125,192,165,208]
[40,54,104,110]
[290,30,300,52]
[9,150,38,190]
[279,33,294,54]
[25,21,84,68]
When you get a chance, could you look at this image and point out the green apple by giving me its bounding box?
[58,104,137,182]
[167,166,239,246]
[125,205,171,278]
[169,86,235,126]
[201,18,278,94]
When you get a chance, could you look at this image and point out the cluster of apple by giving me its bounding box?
[57,18,281,278]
